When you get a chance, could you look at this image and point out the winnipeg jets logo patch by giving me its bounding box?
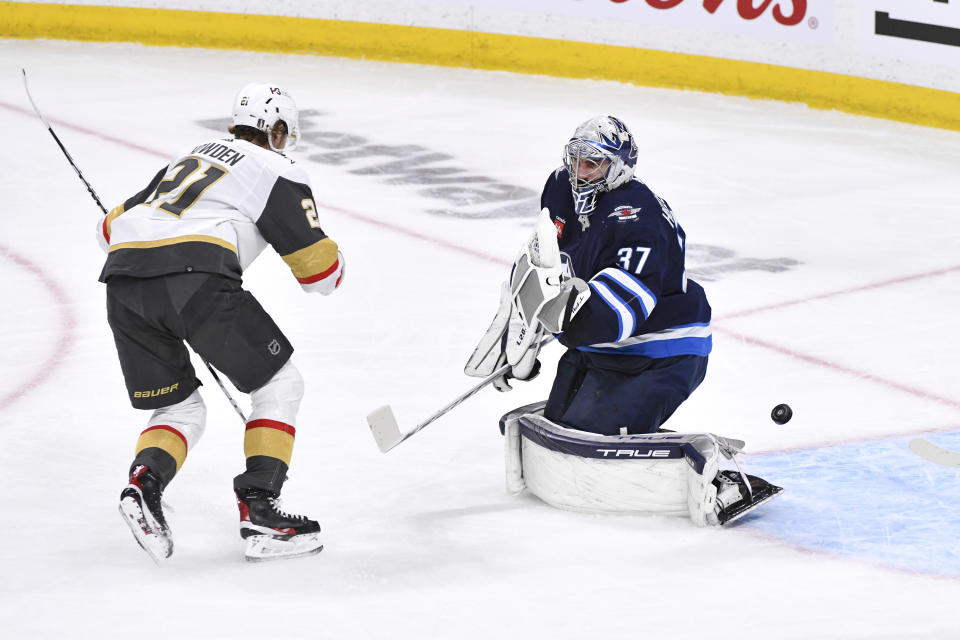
[609,205,642,222]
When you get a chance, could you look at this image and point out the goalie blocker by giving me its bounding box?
[464,208,589,392]
[500,403,782,526]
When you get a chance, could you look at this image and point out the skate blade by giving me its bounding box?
[244,532,323,562]
[720,485,784,526]
[118,497,172,564]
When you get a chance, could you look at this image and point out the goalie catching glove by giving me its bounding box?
[464,208,590,391]
[508,208,590,337]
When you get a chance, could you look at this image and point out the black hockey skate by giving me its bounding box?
[118,465,173,563]
[713,470,783,526]
[235,488,323,562]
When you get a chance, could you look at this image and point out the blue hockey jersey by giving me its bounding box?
[541,168,712,359]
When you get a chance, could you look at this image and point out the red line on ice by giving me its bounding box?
[717,264,960,321]
[1,100,168,159]
[713,264,960,411]
[713,326,960,412]
[0,245,77,412]
[6,99,958,416]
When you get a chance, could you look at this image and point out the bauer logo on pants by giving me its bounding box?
[133,383,179,399]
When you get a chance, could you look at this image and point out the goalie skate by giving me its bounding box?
[118,465,173,564]
[714,470,783,526]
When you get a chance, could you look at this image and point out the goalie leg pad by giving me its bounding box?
[504,417,526,496]
[505,413,782,526]
[499,401,547,495]
[506,413,726,521]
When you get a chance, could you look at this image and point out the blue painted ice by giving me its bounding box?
[742,432,960,577]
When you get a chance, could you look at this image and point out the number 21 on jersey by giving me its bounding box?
[149,157,227,217]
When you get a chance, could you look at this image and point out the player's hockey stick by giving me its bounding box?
[368,335,556,453]
[909,438,960,468]
[205,368,248,422]
[22,69,248,423]
[22,69,109,215]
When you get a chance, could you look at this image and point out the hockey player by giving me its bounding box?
[468,116,780,524]
[470,115,710,435]
[102,83,343,562]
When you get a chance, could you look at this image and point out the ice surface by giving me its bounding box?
[2,39,960,639]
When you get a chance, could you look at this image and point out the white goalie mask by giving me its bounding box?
[232,82,301,152]
[563,115,638,194]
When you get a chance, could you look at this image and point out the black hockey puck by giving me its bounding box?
[771,404,793,425]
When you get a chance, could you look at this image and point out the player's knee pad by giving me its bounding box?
[248,360,304,425]
[143,390,208,455]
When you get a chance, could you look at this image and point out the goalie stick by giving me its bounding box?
[909,438,960,468]
[22,69,248,423]
[368,336,555,453]
[368,361,512,453]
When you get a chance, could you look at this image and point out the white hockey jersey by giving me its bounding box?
[98,137,343,294]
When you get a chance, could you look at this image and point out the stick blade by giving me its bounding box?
[910,438,960,468]
[367,405,404,453]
